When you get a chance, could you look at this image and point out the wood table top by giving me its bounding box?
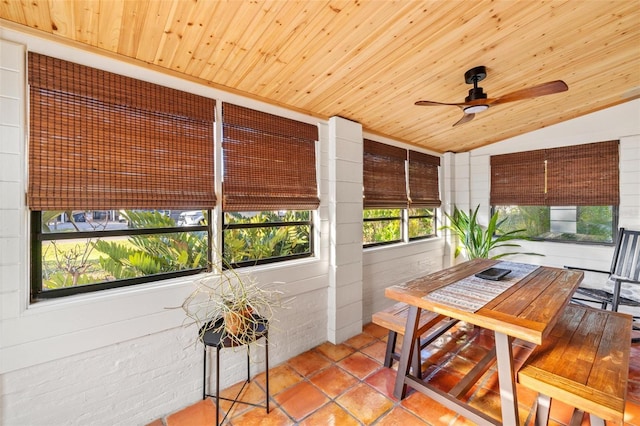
[385,259,584,345]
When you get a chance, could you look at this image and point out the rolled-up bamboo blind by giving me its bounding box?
[363,139,408,208]
[490,149,546,205]
[222,104,319,211]
[545,141,619,205]
[28,52,216,210]
[490,140,619,206]
[408,150,441,208]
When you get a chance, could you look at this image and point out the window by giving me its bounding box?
[221,104,319,265]
[364,207,436,245]
[407,150,440,240]
[362,140,440,246]
[362,140,408,246]
[363,209,402,246]
[28,53,215,300]
[493,206,617,243]
[222,211,312,268]
[34,210,209,298]
[490,141,619,244]
[408,207,436,239]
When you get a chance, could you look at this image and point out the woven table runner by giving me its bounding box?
[424,261,539,312]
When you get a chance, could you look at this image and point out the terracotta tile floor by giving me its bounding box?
[154,322,640,426]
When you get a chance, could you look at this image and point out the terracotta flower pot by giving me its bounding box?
[223,306,253,336]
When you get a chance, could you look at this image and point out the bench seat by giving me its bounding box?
[372,302,457,377]
[518,304,631,425]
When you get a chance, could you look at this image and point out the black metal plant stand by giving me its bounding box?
[200,314,269,425]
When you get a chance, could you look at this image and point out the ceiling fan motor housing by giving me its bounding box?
[464,66,487,84]
[466,87,488,102]
[464,66,489,102]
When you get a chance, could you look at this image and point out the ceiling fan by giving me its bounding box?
[415,66,568,126]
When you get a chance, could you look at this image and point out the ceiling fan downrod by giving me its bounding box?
[464,66,488,103]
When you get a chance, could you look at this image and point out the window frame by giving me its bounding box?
[362,140,441,248]
[30,210,211,300]
[490,205,618,246]
[408,207,437,241]
[363,208,404,248]
[362,207,438,248]
[27,55,324,301]
[221,210,314,269]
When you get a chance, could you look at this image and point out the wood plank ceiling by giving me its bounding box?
[1,0,639,153]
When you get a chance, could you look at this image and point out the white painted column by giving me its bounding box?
[441,152,456,266]
[619,136,640,229]
[327,116,363,343]
[0,39,26,325]
[453,152,472,213]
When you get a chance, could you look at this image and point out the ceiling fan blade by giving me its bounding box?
[453,113,475,127]
[489,80,568,106]
[415,100,467,107]
[416,98,497,108]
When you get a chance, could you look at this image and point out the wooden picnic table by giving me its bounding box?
[385,258,584,425]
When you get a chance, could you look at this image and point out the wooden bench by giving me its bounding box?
[518,304,631,426]
[372,302,458,379]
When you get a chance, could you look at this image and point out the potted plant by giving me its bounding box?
[180,259,285,346]
[440,205,542,260]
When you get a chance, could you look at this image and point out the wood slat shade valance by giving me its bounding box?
[363,140,408,208]
[222,104,319,211]
[28,52,216,210]
[408,150,441,208]
[491,140,619,206]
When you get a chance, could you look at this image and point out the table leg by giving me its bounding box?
[202,346,206,400]
[393,305,421,399]
[495,331,519,426]
[216,346,220,426]
[535,394,551,426]
[265,330,270,413]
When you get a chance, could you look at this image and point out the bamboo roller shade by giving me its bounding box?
[363,139,408,208]
[408,150,441,208]
[490,140,619,206]
[222,103,319,212]
[364,139,441,209]
[28,52,216,211]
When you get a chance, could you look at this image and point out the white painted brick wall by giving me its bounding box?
[2,326,201,426]
[1,287,327,426]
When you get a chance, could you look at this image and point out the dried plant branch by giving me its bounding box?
[180,261,292,347]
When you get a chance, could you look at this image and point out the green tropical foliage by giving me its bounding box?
[493,205,613,243]
[223,211,311,264]
[363,209,402,244]
[577,206,613,240]
[95,211,208,278]
[441,205,542,259]
[495,206,550,238]
[408,208,435,239]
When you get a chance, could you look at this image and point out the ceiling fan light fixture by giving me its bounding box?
[464,104,489,114]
